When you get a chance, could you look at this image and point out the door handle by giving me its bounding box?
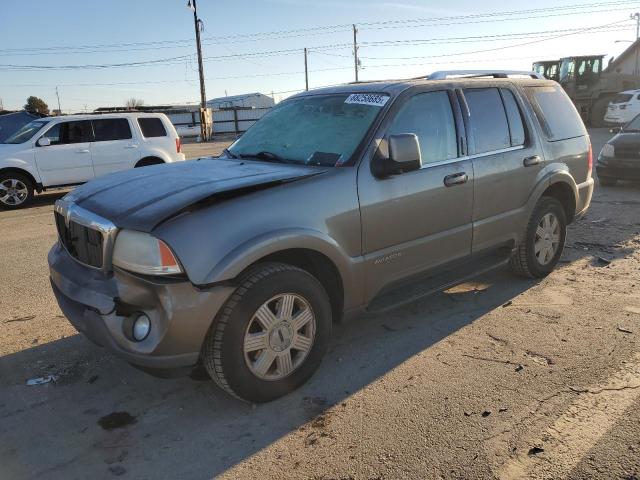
[523,155,542,167]
[124,144,138,149]
[75,149,90,153]
[444,172,468,187]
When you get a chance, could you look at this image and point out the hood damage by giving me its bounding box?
[63,158,325,232]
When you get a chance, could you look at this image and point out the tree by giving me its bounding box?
[24,96,49,115]
[125,97,144,109]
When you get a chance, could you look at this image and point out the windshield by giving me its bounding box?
[227,93,388,166]
[3,119,50,144]
[613,94,633,104]
[624,114,640,131]
[559,59,574,83]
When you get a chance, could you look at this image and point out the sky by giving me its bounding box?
[0,0,638,112]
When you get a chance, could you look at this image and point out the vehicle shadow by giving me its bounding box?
[32,190,69,208]
[0,269,538,480]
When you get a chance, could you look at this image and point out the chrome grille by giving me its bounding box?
[55,212,104,268]
[54,199,118,271]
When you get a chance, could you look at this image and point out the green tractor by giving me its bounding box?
[533,55,640,126]
[532,60,560,82]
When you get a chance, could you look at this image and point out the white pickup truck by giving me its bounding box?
[0,112,185,209]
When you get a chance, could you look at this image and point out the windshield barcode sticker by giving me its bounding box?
[344,93,390,107]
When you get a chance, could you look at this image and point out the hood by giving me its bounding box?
[0,142,27,153]
[65,158,324,232]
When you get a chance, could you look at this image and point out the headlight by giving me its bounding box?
[112,230,183,275]
[600,143,615,158]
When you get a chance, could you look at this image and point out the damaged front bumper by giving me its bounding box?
[48,242,234,372]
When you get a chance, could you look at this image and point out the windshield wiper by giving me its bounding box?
[238,151,290,163]
[222,148,238,159]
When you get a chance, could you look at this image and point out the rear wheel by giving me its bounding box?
[135,157,164,168]
[510,197,567,278]
[202,262,332,402]
[0,172,34,209]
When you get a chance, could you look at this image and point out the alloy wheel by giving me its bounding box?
[534,212,561,265]
[0,178,28,206]
[243,293,316,381]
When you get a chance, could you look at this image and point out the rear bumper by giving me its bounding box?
[48,242,234,370]
[575,177,594,218]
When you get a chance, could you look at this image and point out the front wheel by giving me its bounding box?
[510,197,567,278]
[202,262,332,402]
[0,172,34,209]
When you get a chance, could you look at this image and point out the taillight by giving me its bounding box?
[176,137,182,154]
[587,142,593,177]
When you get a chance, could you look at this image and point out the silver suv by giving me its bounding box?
[49,72,594,402]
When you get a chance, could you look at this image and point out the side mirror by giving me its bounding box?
[609,126,622,134]
[37,137,51,147]
[372,133,422,178]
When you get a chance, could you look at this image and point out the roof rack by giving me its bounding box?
[426,70,544,80]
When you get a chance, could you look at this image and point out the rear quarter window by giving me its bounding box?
[525,85,586,141]
[137,117,167,138]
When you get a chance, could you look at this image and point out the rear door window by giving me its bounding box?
[525,85,585,141]
[93,118,132,141]
[387,91,458,165]
[499,89,526,146]
[463,88,511,153]
[137,117,167,137]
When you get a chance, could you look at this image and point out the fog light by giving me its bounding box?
[132,313,151,341]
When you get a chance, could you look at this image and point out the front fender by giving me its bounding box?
[200,228,364,310]
[0,158,41,183]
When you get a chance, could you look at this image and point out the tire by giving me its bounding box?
[589,96,613,127]
[135,157,164,168]
[599,176,617,187]
[202,262,332,402]
[510,197,567,279]
[0,172,34,210]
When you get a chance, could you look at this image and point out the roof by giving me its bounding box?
[37,112,168,121]
[607,39,640,71]
[291,75,554,100]
[207,92,270,103]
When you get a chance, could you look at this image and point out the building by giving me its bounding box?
[0,111,40,142]
[207,92,274,110]
[606,39,640,76]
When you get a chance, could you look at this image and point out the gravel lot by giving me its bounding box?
[1,129,639,480]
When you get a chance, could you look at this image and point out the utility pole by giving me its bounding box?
[304,48,309,91]
[188,0,208,141]
[633,12,640,76]
[353,24,359,82]
[55,87,62,115]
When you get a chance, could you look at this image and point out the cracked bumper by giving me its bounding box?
[48,242,235,370]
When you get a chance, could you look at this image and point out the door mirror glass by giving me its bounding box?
[610,126,622,134]
[372,134,422,178]
[389,133,422,171]
[37,137,51,147]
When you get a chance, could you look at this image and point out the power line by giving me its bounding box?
[1,0,636,56]
[1,18,632,72]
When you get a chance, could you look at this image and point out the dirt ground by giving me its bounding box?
[1,129,639,480]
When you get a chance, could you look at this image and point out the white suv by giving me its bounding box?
[0,112,185,209]
[604,90,640,125]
